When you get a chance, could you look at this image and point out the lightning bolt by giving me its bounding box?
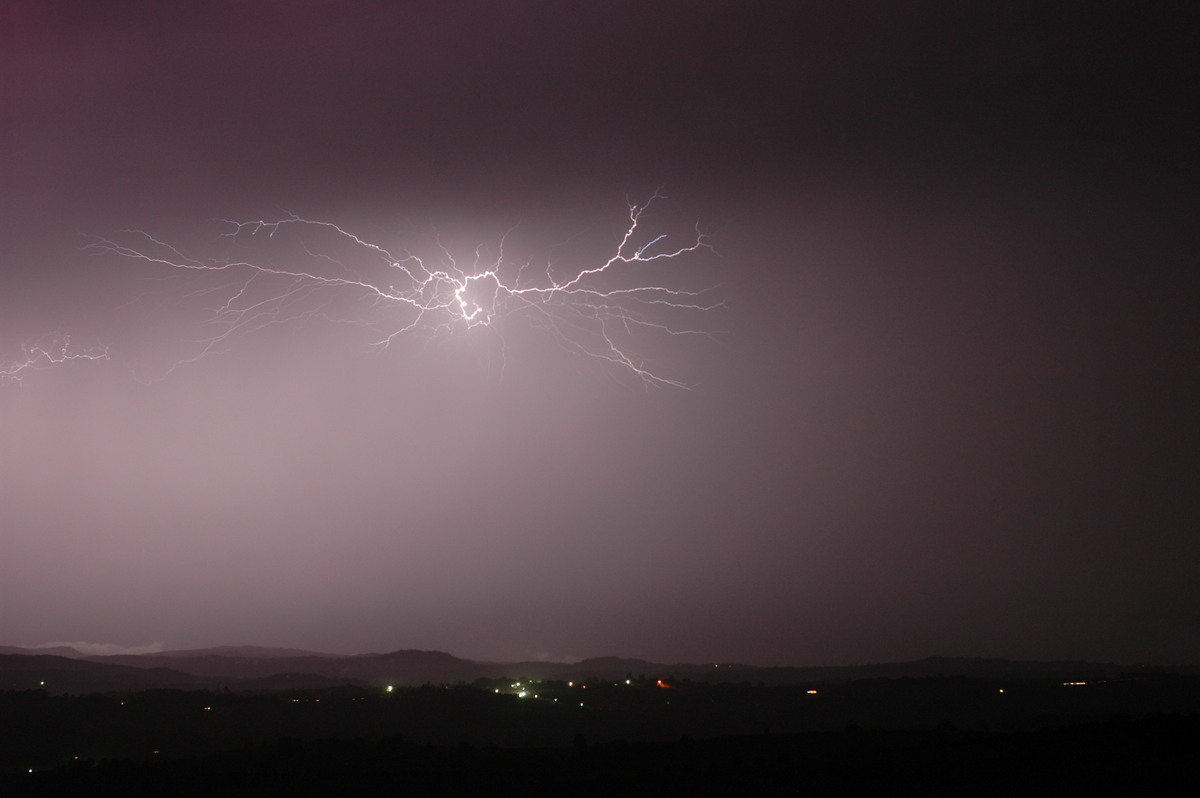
[1,336,109,386]
[86,192,722,387]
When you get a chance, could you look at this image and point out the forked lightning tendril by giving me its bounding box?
[1,337,109,385]
[85,192,721,387]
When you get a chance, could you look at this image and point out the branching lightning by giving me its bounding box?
[1,336,109,386]
[86,192,721,387]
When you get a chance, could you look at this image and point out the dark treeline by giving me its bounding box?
[5,715,1199,796]
[3,674,1199,794]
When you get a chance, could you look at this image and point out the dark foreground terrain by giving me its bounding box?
[3,667,1199,795]
[6,714,1199,797]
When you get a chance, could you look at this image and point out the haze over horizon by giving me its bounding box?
[2,2,1196,668]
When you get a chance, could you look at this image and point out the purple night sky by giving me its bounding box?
[2,2,1196,665]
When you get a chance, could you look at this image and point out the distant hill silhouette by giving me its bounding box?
[0,653,218,693]
[0,645,86,658]
[2,645,1187,695]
